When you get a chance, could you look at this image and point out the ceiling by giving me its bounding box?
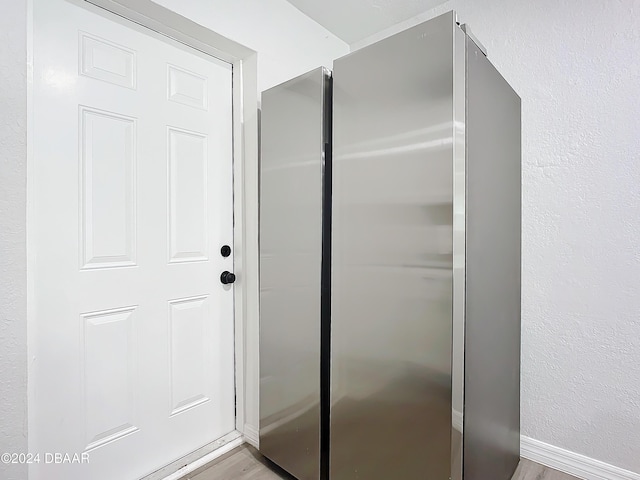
[285,0,449,44]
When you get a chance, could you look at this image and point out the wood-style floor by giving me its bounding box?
[180,444,580,480]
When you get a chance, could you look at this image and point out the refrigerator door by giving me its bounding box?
[259,67,331,480]
[331,12,457,480]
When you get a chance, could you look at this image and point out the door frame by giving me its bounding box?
[26,0,259,473]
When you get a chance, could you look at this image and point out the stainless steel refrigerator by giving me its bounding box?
[260,11,521,480]
[260,66,332,480]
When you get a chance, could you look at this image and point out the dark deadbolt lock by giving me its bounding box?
[221,245,231,257]
[220,271,236,285]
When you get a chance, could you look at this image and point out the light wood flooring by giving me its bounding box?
[180,444,581,480]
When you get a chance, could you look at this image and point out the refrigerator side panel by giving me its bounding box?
[451,23,467,480]
[331,12,456,480]
[259,67,330,480]
[463,37,522,480]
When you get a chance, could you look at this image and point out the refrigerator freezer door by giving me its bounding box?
[259,67,331,480]
[330,12,457,480]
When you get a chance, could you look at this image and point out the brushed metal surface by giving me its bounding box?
[460,24,487,57]
[451,22,467,480]
[463,36,522,480]
[330,12,456,479]
[259,67,331,480]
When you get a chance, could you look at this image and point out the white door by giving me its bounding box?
[31,0,235,478]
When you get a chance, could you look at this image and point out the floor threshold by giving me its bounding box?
[142,430,244,480]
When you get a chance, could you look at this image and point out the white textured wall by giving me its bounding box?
[152,0,349,93]
[0,0,28,479]
[354,0,640,473]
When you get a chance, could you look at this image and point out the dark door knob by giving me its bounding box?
[220,271,236,285]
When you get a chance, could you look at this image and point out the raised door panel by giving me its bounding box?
[167,64,208,110]
[80,107,136,269]
[167,127,208,263]
[168,296,212,417]
[82,306,138,451]
[80,32,136,89]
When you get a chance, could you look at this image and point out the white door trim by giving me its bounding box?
[26,0,259,469]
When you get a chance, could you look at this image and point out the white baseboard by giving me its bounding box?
[243,423,259,448]
[521,436,640,480]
